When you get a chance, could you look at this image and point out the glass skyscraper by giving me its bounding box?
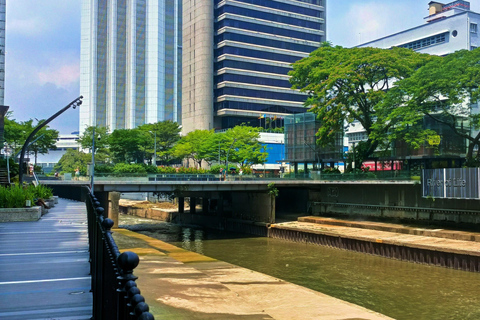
[182,0,325,133]
[79,0,182,133]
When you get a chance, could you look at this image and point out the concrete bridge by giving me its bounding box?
[42,178,480,233]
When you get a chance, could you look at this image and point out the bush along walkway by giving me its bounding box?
[0,198,92,320]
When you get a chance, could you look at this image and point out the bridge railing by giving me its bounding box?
[86,189,154,320]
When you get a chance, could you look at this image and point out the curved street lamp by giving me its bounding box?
[18,96,83,185]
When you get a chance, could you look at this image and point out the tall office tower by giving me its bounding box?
[182,0,325,133]
[0,0,5,106]
[79,0,182,133]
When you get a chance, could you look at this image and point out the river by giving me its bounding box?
[120,214,480,320]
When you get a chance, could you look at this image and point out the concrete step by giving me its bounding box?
[298,216,480,242]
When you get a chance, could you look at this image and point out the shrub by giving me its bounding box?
[113,163,147,174]
[209,164,226,174]
[94,164,115,173]
[240,166,253,174]
[28,184,53,199]
[142,164,158,174]
[157,166,177,174]
[0,185,35,208]
[177,167,207,174]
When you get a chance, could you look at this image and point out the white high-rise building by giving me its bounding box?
[79,0,182,133]
[0,0,5,106]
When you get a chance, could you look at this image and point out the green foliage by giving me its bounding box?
[0,185,35,208]
[94,164,115,173]
[172,129,215,168]
[138,121,182,164]
[0,157,19,180]
[208,164,226,174]
[109,128,151,163]
[28,184,53,199]
[322,167,341,174]
[177,167,208,174]
[394,48,480,165]
[267,182,279,197]
[112,163,147,174]
[78,126,110,154]
[157,166,177,174]
[289,45,433,162]
[54,149,91,175]
[4,115,59,165]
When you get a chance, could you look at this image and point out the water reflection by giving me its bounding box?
[123,216,480,320]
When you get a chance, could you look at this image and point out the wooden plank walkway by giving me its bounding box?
[0,199,92,320]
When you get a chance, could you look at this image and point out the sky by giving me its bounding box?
[5,0,480,134]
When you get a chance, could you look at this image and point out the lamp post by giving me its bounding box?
[152,131,157,166]
[225,138,237,179]
[352,142,356,175]
[19,96,83,185]
[91,126,96,195]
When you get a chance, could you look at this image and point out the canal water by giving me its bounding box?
[120,215,480,320]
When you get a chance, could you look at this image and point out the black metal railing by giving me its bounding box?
[86,190,154,320]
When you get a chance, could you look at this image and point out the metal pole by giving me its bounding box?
[19,96,83,185]
[91,126,95,196]
[154,131,157,166]
[226,138,236,179]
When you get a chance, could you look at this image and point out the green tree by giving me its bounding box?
[78,126,110,154]
[54,149,92,175]
[109,128,150,163]
[137,121,181,164]
[172,129,214,168]
[289,45,433,165]
[394,49,480,165]
[4,112,24,153]
[17,119,59,165]
[224,126,267,166]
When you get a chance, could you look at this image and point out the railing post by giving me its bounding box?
[117,252,154,320]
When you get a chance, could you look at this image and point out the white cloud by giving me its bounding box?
[37,63,80,88]
[8,18,47,37]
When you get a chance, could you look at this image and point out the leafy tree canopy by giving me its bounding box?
[393,48,480,165]
[137,121,181,164]
[108,128,150,163]
[289,45,433,164]
[78,126,110,154]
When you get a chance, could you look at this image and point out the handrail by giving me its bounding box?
[85,187,154,320]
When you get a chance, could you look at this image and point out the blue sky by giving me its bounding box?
[5,0,480,134]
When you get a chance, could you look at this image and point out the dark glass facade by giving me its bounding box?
[214,0,325,129]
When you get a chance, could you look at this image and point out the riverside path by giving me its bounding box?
[0,199,92,319]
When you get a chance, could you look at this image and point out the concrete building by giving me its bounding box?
[0,0,5,107]
[79,0,182,134]
[358,1,480,55]
[182,0,326,133]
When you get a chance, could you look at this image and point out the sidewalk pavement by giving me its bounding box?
[112,228,393,320]
[0,199,92,320]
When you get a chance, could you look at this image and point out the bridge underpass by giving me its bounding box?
[42,179,480,233]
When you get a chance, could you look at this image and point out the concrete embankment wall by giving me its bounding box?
[119,205,268,236]
[278,183,480,226]
[268,226,480,272]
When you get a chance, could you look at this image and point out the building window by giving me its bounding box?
[471,23,478,34]
[398,33,447,51]
[471,46,477,51]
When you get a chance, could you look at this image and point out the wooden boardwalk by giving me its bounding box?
[0,199,92,319]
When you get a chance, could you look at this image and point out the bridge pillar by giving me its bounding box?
[231,192,275,224]
[108,191,121,228]
[178,197,185,213]
[190,197,197,214]
[202,197,209,214]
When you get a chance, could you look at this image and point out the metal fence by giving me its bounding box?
[86,189,154,320]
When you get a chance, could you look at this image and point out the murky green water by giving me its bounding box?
[121,215,480,320]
